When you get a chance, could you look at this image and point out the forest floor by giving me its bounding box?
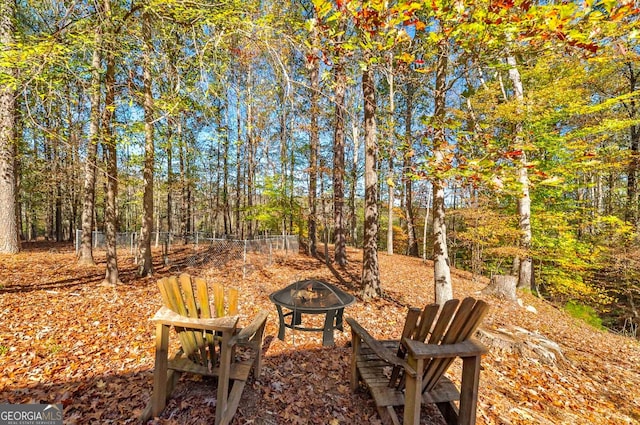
[1,241,639,424]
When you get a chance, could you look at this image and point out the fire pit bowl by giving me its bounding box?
[269,279,355,346]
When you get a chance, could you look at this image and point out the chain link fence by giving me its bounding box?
[75,230,299,277]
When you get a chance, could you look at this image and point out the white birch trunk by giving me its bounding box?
[506,55,533,289]
[432,40,453,303]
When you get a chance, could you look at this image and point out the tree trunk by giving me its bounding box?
[333,62,347,266]
[187,170,192,235]
[167,122,173,237]
[450,183,458,269]
[51,121,63,242]
[0,1,20,254]
[102,1,120,285]
[625,63,638,227]
[470,189,482,278]
[247,78,255,239]
[44,127,54,240]
[432,41,453,304]
[506,55,533,290]
[432,180,452,303]
[350,121,359,247]
[222,116,230,235]
[386,56,395,256]
[67,88,80,243]
[14,95,23,242]
[179,119,188,243]
[213,101,223,235]
[166,40,180,240]
[0,0,19,254]
[278,85,288,235]
[26,132,37,241]
[361,61,381,299]
[404,80,418,256]
[320,159,329,264]
[308,54,319,256]
[289,110,295,234]
[53,124,63,242]
[235,97,242,237]
[423,185,431,262]
[79,5,103,264]
[78,6,102,265]
[137,9,154,277]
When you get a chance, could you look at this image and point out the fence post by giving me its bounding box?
[163,233,170,265]
[196,231,199,246]
[243,240,247,279]
[75,229,81,254]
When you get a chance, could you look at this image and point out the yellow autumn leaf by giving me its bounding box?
[397,52,414,63]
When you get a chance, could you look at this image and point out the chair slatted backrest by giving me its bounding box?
[388,307,421,387]
[157,273,239,367]
[392,297,488,393]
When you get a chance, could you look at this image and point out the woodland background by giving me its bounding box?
[0,0,639,335]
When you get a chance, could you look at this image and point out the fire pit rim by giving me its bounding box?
[269,279,356,312]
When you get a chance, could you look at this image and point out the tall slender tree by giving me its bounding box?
[137,7,154,276]
[385,54,395,256]
[333,48,348,266]
[431,39,453,303]
[623,62,639,227]
[361,57,381,298]
[505,54,533,289]
[0,0,19,254]
[79,3,103,265]
[403,78,419,256]
[102,0,120,285]
[307,48,320,256]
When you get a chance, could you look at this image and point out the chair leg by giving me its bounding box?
[403,356,424,425]
[252,324,266,377]
[220,379,247,425]
[140,368,180,423]
[459,355,482,425]
[150,324,170,419]
[216,330,234,425]
[377,405,401,425]
[350,331,361,393]
[435,401,459,425]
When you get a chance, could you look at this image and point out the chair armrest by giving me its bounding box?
[403,337,487,360]
[152,306,239,332]
[228,310,269,347]
[346,317,417,377]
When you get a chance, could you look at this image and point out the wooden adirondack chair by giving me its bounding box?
[346,297,488,425]
[140,274,268,425]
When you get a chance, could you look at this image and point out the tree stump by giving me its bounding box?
[482,274,517,302]
[477,326,566,365]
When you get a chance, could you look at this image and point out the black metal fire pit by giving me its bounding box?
[269,279,356,346]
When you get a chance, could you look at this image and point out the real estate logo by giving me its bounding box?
[0,404,63,425]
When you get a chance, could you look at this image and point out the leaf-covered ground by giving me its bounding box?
[1,242,639,424]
